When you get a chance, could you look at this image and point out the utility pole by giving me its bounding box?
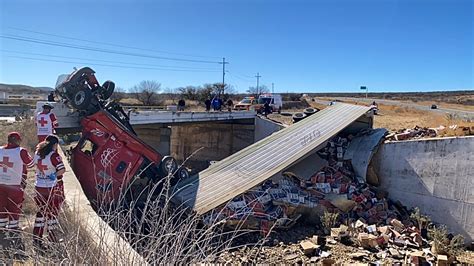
[218,57,229,96]
[361,86,368,99]
[272,83,274,94]
[255,72,261,96]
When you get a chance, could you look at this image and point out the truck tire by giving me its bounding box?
[67,67,95,84]
[292,112,306,123]
[101,80,115,100]
[160,156,178,177]
[176,167,190,180]
[303,107,319,116]
[70,86,92,111]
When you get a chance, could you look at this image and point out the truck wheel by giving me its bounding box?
[67,67,95,84]
[303,107,319,116]
[100,80,115,100]
[160,156,178,177]
[278,107,282,114]
[292,112,306,123]
[176,167,190,180]
[70,86,92,110]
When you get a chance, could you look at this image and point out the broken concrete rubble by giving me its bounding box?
[300,240,319,255]
[386,124,473,141]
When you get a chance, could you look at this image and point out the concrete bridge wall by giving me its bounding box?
[372,136,474,241]
[133,117,286,173]
[170,120,255,172]
[134,125,172,155]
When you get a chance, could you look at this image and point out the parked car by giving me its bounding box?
[234,97,258,111]
[431,104,438,109]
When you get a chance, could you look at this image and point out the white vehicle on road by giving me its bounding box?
[258,94,283,113]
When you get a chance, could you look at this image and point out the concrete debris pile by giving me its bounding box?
[293,212,467,264]
[386,125,473,141]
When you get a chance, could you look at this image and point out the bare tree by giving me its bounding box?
[132,80,162,106]
[178,86,198,100]
[163,87,179,104]
[247,85,269,98]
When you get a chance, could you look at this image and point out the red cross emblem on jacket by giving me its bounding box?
[37,159,48,174]
[38,117,49,127]
[0,156,14,173]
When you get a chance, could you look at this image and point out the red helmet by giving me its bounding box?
[7,132,22,143]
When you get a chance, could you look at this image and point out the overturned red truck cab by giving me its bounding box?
[56,67,187,207]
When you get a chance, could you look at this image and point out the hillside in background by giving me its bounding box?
[308,90,474,106]
[0,83,53,94]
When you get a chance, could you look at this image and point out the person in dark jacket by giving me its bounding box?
[177,99,186,111]
[226,99,233,112]
[205,98,211,112]
[263,101,272,117]
[47,92,55,102]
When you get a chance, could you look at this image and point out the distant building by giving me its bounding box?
[0,91,47,104]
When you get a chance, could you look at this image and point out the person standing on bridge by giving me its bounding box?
[0,132,33,231]
[226,98,233,112]
[205,98,212,112]
[36,103,58,143]
[31,135,65,243]
[178,98,186,111]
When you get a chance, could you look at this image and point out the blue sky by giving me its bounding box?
[0,0,472,93]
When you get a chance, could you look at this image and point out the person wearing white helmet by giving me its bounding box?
[36,103,59,143]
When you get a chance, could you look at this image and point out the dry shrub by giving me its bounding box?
[95,171,260,264]
[429,224,465,256]
[410,207,431,230]
[0,172,256,264]
[321,210,339,234]
[0,119,37,151]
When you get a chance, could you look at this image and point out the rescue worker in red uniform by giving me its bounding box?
[32,135,65,242]
[0,132,33,230]
[36,103,58,143]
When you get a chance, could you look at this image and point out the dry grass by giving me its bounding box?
[312,98,474,130]
[373,103,474,130]
[321,211,339,234]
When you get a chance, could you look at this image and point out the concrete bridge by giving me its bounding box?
[37,102,257,129]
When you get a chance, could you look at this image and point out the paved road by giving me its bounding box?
[314,97,474,120]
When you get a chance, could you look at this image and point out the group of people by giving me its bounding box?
[0,102,64,245]
[173,96,235,112]
[205,97,233,112]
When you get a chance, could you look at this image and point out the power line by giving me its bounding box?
[8,27,221,60]
[233,71,254,79]
[6,55,220,72]
[1,50,220,71]
[226,71,253,82]
[0,34,221,64]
